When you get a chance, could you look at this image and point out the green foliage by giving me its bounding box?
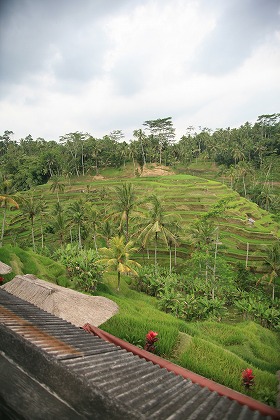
[0,245,69,286]
[0,243,279,405]
[98,235,141,291]
[99,272,279,405]
[234,294,280,329]
[53,243,103,292]
[1,115,280,404]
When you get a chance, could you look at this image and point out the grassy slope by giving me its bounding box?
[0,245,279,405]
[100,274,279,405]
[0,245,70,286]
[1,163,279,404]
[2,163,279,272]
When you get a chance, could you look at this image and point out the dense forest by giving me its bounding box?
[1,113,280,215]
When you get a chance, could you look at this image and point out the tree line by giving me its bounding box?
[1,113,279,213]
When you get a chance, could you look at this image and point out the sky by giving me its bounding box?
[0,0,280,142]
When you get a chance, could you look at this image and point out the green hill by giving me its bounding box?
[2,168,278,272]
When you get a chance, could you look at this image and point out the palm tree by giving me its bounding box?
[137,195,178,268]
[188,219,216,251]
[257,186,276,212]
[99,235,141,291]
[112,183,137,243]
[232,144,245,166]
[236,161,254,198]
[85,204,100,251]
[37,196,48,249]
[99,220,115,247]
[51,203,68,245]
[188,219,216,284]
[16,193,43,252]
[67,199,86,249]
[226,165,238,189]
[50,176,65,203]
[0,195,19,247]
[262,241,280,300]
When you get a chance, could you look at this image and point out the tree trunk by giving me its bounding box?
[0,206,7,247]
[126,214,129,243]
[93,233,98,252]
[154,234,158,267]
[117,271,121,291]
[243,175,247,197]
[81,144,85,176]
[246,242,249,268]
[40,220,44,249]
[169,246,172,274]
[78,224,82,249]
[211,233,220,299]
[31,218,35,252]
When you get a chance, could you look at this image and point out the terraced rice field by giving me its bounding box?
[3,173,279,272]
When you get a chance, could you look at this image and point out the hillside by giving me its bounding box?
[2,165,279,273]
[0,245,279,406]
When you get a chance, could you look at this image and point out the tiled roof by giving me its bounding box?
[0,288,279,419]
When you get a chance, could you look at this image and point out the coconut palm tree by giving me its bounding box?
[16,193,43,252]
[37,196,48,249]
[137,195,178,268]
[236,161,254,198]
[262,241,280,300]
[98,235,141,291]
[187,219,216,251]
[188,218,217,284]
[67,199,86,249]
[0,195,19,247]
[51,204,68,245]
[99,220,116,247]
[111,183,137,243]
[50,176,65,203]
[85,204,100,251]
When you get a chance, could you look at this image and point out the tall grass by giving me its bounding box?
[98,273,280,405]
[0,245,69,285]
[176,336,278,401]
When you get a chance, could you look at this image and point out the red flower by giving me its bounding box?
[144,331,159,353]
[146,331,158,342]
[242,368,254,389]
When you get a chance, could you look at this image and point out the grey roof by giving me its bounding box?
[0,261,12,274]
[1,274,118,326]
[1,289,279,419]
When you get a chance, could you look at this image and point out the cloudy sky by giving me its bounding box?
[0,0,280,142]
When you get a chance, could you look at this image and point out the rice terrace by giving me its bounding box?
[0,114,280,411]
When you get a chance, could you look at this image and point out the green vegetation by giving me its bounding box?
[1,244,279,405]
[0,244,69,285]
[0,114,279,406]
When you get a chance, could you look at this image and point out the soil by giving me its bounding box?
[92,174,106,180]
[141,164,175,177]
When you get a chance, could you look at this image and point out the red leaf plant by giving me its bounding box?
[144,330,158,353]
[242,368,255,389]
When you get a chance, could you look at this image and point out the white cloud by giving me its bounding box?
[0,0,279,141]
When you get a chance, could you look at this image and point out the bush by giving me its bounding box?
[53,244,104,292]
